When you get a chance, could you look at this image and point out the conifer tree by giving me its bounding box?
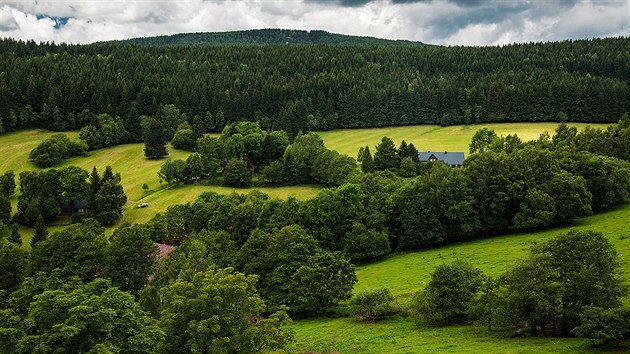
[357,146,375,173]
[31,214,48,248]
[373,136,399,171]
[8,224,22,246]
[143,118,168,159]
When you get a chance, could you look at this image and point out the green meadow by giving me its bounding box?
[319,122,609,159]
[290,202,630,353]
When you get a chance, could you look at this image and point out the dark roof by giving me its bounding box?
[60,199,89,209]
[418,151,465,166]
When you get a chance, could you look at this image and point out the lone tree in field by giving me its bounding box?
[144,118,168,159]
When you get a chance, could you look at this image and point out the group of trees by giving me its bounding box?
[1,37,629,139]
[358,136,420,176]
[12,165,126,226]
[0,221,294,353]
[158,121,358,188]
[406,230,629,345]
[28,133,87,167]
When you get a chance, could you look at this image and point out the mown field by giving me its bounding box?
[320,122,608,159]
[290,202,630,353]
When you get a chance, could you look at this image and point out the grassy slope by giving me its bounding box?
[291,203,630,353]
[319,122,608,158]
[0,130,320,244]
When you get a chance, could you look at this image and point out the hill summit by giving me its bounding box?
[108,28,426,46]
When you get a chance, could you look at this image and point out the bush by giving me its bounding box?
[350,287,398,321]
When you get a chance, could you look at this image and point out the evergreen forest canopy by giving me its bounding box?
[0,36,629,139]
[107,29,425,46]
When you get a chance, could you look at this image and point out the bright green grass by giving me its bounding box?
[290,317,589,353]
[124,184,321,225]
[354,203,630,297]
[291,203,630,353]
[319,122,610,158]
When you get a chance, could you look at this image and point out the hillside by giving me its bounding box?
[108,29,426,46]
[290,202,630,353]
[1,36,629,137]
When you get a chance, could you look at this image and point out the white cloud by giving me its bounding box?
[0,0,627,45]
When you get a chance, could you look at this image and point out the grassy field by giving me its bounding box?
[0,129,320,245]
[319,122,610,158]
[290,202,630,353]
[290,317,589,353]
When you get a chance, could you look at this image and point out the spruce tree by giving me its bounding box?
[143,118,168,159]
[88,167,102,211]
[8,224,22,246]
[358,146,375,173]
[373,136,399,171]
[31,214,48,248]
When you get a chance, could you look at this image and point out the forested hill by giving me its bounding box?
[0,36,629,137]
[106,29,425,46]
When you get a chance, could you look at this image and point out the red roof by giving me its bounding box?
[153,242,176,258]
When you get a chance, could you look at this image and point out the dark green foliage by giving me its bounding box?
[373,136,399,171]
[398,156,417,177]
[573,306,630,345]
[78,113,128,150]
[237,225,356,313]
[0,195,10,224]
[0,170,16,199]
[412,260,484,325]
[350,287,398,321]
[223,158,252,187]
[31,214,48,249]
[28,134,88,168]
[103,224,157,293]
[156,269,293,354]
[29,220,108,282]
[0,278,164,354]
[143,118,168,159]
[311,150,357,187]
[16,170,61,225]
[281,132,326,184]
[499,230,626,337]
[357,146,375,173]
[8,224,21,246]
[115,29,424,46]
[0,37,629,138]
[0,240,27,292]
[90,166,127,226]
[341,222,390,261]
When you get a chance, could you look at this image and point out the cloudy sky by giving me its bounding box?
[0,0,628,46]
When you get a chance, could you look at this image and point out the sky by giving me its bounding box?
[0,0,628,46]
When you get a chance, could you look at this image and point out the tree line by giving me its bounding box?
[1,37,629,139]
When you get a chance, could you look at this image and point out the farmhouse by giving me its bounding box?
[60,199,89,214]
[418,151,465,168]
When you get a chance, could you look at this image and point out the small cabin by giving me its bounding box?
[60,199,89,214]
[418,151,465,168]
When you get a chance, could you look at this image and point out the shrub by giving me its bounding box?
[350,287,398,321]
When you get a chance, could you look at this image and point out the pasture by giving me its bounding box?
[319,122,609,159]
[291,202,630,353]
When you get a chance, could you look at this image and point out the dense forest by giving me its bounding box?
[109,29,424,46]
[0,36,629,139]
